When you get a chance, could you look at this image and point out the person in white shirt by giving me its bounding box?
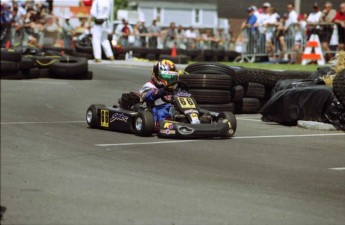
[285,3,298,30]
[184,26,198,49]
[307,3,322,38]
[90,0,114,62]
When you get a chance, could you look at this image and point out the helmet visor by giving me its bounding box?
[159,70,178,84]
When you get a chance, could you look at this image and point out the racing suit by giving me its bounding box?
[139,81,172,122]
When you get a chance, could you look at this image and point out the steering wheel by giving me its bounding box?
[160,81,189,103]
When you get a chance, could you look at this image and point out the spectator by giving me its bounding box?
[147,19,161,48]
[257,2,271,48]
[74,17,89,38]
[275,13,288,57]
[165,22,176,48]
[10,2,25,47]
[320,1,337,59]
[333,2,345,50]
[138,21,147,47]
[90,0,114,62]
[264,7,279,55]
[120,20,131,47]
[22,6,36,47]
[175,25,186,49]
[62,15,74,48]
[0,3,12,47]
[241,6,258,54]
[307,3,322,37]
[285,3,298,30]
[185,26,198,49]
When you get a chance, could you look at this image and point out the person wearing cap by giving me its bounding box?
[320,2,337,58]
[307,2,322,38]
[241,6,258,54]
[90,0,114,62]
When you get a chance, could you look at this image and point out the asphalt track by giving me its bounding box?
[1,62,345,225]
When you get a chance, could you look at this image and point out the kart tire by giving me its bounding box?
[333,70,345,107]
[226,50,241,61]
[216,111,237,136]
[178,74,233,90]
[245,82,266,99]
[71,52,94,60]
[199,103,235,113]
[42,46,74,55]
[185,62,236,76]
[0,61,19,74]
[76,43,93,54]
[135,111,155,137]
[188,89,231,104]
[27,68,40,79]
[24,55,62,69]
[86,104,106,128]
[39,68,51,78]
[20,57,35,73]
[235,98,261,114]
[50,57,88,79]
[232,85,245,102]
[234,69,312,88]
[1,48,21,62]
[159,54,189,64]
[146,53,157,61]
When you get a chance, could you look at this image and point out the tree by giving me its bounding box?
[114,0,128,19]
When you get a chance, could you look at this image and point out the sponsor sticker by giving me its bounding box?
[160,129,176,135]
[101,110,109,127]
[110,113,129,123]
[163,122,174,129]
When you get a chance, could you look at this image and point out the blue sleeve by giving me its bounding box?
[143,89,163,103]
[247,15,257,26]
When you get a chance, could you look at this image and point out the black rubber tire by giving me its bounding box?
[0,73,23,80]
[23,55,62,69]
[333,70,345,107]
[135,111,155,137]
[178,74,233,90]
[146,53,157,61]
[1,48,21,62]
[76,43,93,54]
[86,104,106,128]
[50,57,88,79]
[216,111,237,136]
[232,85,245,102]
[19,57,35,73]
[185,62,236,76]
[189,89,231,104]
[199,103,235,113]
[86,71,93,80]
[39,68,51,78]
[234,69,311,88]
[0,61,19,73]
[71,52,94,60]
[186,49,202,59]
[225,50,241,61]
[42,46,74,55]
[235,98,261,114]
[159,54,189,64]
[245,82,266,99]
[27,68,40,79]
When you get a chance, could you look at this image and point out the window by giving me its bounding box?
[156,7,161,22]
[195,9,200,24]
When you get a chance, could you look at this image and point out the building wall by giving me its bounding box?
[137,1,218,28]
[218,0,345,19]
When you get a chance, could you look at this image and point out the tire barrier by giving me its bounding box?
[0,47,92,80]
[333,70,345,107]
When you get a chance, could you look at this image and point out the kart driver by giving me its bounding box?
[139,59,178,122]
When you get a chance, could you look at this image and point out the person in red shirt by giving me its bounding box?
[333,3,345,50]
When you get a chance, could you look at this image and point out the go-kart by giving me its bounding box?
[86,81,237,138]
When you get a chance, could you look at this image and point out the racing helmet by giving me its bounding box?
[151,60,178,87]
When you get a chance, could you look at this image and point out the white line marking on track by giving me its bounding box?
[329,167,345,171]
[96,133,345,147]
[0,121,84,125]
[95,140,198,147]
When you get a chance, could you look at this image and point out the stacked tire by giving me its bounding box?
[1,48,22,79]
[179,62,236,112]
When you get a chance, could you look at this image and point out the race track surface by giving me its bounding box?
[1,62,345,225]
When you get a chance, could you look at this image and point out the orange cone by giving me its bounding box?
[171,46,177,58]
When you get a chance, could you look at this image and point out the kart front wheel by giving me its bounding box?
[217,112,237,136]
[135,111,155,137]
[86,104,105,128]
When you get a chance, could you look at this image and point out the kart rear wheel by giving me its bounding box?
[217,112,237,136]
[135,111,155,137]
[86,104,105,128]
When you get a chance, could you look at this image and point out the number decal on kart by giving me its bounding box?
[101,110,109,127]
[177,97,196,109]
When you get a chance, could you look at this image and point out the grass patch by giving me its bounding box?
[221,62,319,72]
